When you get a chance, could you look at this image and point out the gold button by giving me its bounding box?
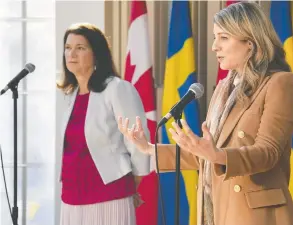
[238,131,245,139]
[234,185,242,192]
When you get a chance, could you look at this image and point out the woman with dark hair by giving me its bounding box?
[57,23,149,225]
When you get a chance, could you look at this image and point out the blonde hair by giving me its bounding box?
[214,2,291,103]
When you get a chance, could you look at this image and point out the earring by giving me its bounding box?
[248,42,253,50]
[94,60,98,71]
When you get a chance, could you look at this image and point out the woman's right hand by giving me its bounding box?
[118,116,154,155]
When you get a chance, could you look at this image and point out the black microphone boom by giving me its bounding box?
[0,63,35,95]
[158,83,204,127]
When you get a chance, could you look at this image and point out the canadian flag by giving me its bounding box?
[124,1,158,225]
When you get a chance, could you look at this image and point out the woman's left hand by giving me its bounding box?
[133,192,144,208]
[169,120,225,164]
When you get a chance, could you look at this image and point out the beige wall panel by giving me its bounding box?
[104,1,121,74]
[193,1,208,122]
[206,1,221,107]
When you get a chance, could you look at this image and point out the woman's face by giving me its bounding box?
[212,24,251,73]
[64,34,95,78]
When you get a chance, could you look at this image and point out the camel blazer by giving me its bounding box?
[158,72,293,225]
[58,77,150,184]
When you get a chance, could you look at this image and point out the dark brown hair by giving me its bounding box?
[57,23,120,94]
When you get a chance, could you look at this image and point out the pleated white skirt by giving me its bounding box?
[60,196,136,225]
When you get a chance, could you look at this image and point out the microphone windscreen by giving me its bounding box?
[189,83,204,98]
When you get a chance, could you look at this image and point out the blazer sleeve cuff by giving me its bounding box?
[213,148,242,180]
[157,146,199,171]
[130,153,151,176]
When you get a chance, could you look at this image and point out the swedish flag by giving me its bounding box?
[159,1,200,225]
[270,0,293,196]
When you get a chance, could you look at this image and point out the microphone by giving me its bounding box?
[0,63,35,95]
[158,83,204,127]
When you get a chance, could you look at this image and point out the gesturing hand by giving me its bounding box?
[117,116,153,155]
[169,119,220,163]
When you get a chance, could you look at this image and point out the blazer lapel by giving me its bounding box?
[60,88,79,143]
[216,76,271,148]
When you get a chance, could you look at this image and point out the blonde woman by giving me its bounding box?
[118,2,293,225]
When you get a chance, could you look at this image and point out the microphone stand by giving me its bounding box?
[173,111,183,225]
[11,85,19,225]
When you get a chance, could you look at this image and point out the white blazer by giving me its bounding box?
[58,77,150,184]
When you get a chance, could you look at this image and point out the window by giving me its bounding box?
[0,1,55,224]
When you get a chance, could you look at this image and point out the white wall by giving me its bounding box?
[54,1,104,224]
[55,1,105,71]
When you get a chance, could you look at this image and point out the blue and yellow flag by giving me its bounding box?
[270,0,293,196]
[159,1,200,225]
